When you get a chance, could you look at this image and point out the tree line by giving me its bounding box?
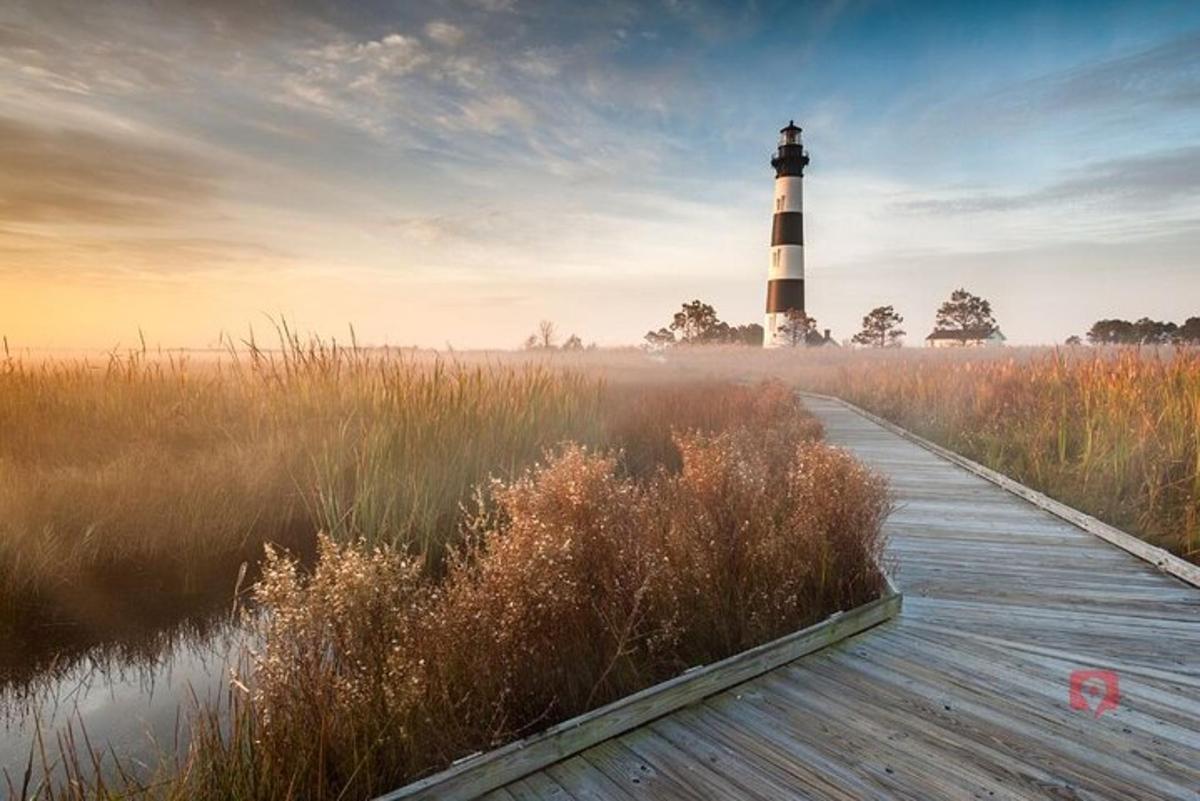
[529,290,1198,350]
[1081,317,1200,345]
[522,320,591,351]
[642,301,840,347]
[644,300,767,346]
[642,287,1000,349]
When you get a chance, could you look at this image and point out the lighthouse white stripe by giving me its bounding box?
[768,244,805,280]
[773,177,803,213]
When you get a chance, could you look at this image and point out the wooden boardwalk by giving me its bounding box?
[480,396,1200,800]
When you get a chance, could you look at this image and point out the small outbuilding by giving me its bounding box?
[925,328,1007,348]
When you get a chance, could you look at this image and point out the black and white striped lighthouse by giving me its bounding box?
[764,121,810,347]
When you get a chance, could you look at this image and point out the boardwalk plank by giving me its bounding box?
[506,774,577,801]
[578,740,698,801]
[647,714,814,800]
[472,396,1200,800]
[619,727,775,799]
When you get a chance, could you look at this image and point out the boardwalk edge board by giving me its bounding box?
[373,575,901,801]
[801,392,1200,589]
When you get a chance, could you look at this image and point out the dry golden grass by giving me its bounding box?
[148,386,885,801]
[775,346,1200,561]
[499,344,1200,561]
[0,342,607,678]
[5,356,890,801]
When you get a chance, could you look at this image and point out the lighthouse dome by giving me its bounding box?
[779,120,802,145]
[771,120,809,177]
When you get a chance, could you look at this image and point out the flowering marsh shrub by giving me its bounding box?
[212,403,888,799]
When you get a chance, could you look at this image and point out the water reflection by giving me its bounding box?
[0,617,251,779]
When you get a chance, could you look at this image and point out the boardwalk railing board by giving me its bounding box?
[374,575,901,801]
[476,400,1200,798]
[801,392,1200,590]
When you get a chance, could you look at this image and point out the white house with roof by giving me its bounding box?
[925,328,1007,348]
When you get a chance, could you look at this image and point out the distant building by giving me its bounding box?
[925,328,1007,348]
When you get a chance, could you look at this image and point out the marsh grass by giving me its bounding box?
[516,344,1200,561]
[66,392,882,800]
[0,340,608,679]
[3,352,890,800]
[208,435,884,800]
[774,346,1200,561]
[0,341,830,671]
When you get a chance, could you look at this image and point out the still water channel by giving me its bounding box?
[1,622,248,779]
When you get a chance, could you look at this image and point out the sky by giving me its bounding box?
[2,0,1199,349]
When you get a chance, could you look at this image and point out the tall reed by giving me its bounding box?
[784,346,1200,560]
[165,384,886,801]
[0,341,604,679]
[6,376,890,801]
[462,344,1200,561]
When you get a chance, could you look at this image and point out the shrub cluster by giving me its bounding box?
[0,352,820,685]
[182,426,886,800]
[4,352,891,801]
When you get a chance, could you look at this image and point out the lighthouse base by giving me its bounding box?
[763,312,788,348]
[763,278,805,347]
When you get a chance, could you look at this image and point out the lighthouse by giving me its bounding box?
[764,121,810,347]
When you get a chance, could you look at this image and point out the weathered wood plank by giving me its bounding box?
[478,790,518,801]
[578,739,701,801]
[504,773,576,801]
[374,580,900,801]
[646,714,813,800]
[803,392,1200,588]
[618,727,771,799]
[392,394,1200,800]
[542,757,638,801]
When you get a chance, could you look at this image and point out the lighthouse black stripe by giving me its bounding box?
[770,143,810,178]
[765,279,804,313]
[771,212,804,246]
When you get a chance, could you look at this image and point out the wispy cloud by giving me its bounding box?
[0,227,294,280]
[2,0,1200,347]
[895,146,1200,215]
[425,21,465,47]
[0,117,217,224]
[1005,30,1200,116]
[883,29,1200,171]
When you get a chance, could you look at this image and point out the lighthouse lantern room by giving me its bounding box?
[764,120,810,347]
